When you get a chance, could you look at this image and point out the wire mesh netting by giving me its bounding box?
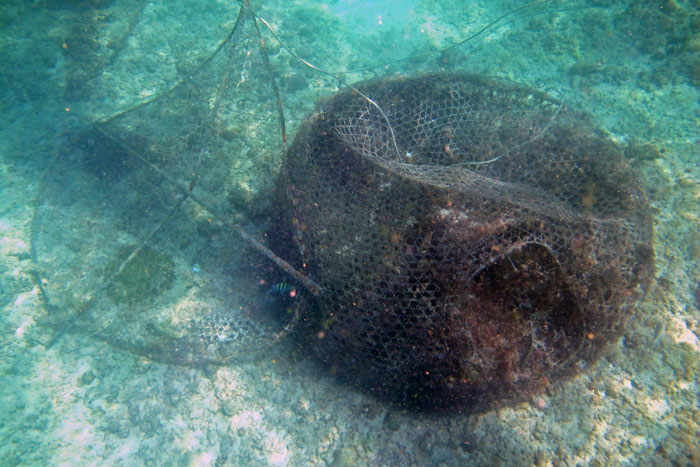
[31,5,302,364]
[281,73,654,410]
[29,2,654,411]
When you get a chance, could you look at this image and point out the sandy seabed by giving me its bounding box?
[1,0,699,465]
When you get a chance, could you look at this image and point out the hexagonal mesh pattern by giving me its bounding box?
[283,73,654,411]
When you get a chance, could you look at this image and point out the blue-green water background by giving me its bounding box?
[1,0,699,464]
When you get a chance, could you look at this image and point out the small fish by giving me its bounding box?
[268,282,295,296]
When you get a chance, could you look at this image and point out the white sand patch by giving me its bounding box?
[14,315,34,339]
[182,428,205,451]
[54,402,103,464]
[59,403,95,445]
[114,437,139,461]
[174,413,188,429]
[0,236,27,254]
[667,317,700,351]
[190,450,217,466]
[14,290,36,307]
[230,409,263,430]
[641,397,670,419]
[265,431,291,466]
[33,359,66,386]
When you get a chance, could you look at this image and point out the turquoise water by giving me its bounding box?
[1,0,699,465]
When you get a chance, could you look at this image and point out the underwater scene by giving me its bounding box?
[1,0,698,465]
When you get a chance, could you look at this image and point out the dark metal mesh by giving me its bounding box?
[283,73,654,410]
[31,3,654,411]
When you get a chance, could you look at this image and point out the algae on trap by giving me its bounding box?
[104,244,175,306]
